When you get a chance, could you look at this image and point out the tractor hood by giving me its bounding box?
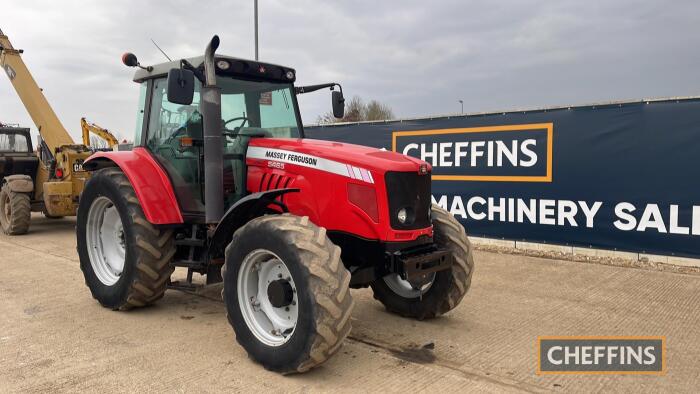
[247,138,429,175]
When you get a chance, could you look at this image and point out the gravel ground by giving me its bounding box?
[1,214,699,393]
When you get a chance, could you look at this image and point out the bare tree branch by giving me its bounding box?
[316,96,394,124]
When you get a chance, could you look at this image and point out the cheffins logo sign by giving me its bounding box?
[392,123,553,182]
[537,336,665,375]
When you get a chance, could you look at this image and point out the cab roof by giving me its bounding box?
[0,126,30,136]
[133,55,296,83]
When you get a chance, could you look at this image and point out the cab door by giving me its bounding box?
[145,77,205,214]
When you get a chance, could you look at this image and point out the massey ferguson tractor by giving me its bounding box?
[77,36,474,373]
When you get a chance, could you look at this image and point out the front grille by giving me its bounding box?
[384,171,431,230]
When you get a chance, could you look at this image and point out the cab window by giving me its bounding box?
[0,133,29,152]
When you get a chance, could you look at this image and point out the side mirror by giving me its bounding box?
[332,90,345,118]
[167,68,195,105]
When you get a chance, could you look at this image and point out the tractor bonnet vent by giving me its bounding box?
[258,172,293,192]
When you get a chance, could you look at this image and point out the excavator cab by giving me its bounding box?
[0,126,37,182]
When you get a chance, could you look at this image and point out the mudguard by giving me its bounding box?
[209,188,299,258]
[83,147,183,224]
[2,174,33,193]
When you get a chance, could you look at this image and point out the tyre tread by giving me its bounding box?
[223,214,353,374]
[0,185,31,235]
[371,204,474,320]
[79,168,175,311]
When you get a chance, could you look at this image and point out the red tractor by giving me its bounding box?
[77,36,474,373]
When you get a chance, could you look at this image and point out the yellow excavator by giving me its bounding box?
[81,117,119,150]
[0,28,92,234]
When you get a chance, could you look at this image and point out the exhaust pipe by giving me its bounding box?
[201,35,224,225]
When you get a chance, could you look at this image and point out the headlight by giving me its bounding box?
[397,208,408,224]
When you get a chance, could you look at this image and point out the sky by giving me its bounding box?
[1,0,699,142]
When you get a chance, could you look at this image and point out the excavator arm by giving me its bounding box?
[0,28,74,152]
[81,117,118,149]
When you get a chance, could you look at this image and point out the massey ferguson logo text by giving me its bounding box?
[538,336,665,375]
[392,123,553,182]
[265,150,318,166]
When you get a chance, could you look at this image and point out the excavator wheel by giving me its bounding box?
[371,204,474,320]
[77,167,175,310]
[0,184,31,235]
[222,214,354,374]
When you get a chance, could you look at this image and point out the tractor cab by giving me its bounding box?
[129,53,318,216]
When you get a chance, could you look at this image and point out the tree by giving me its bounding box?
[365,100,394,121]
[317,96,394,124]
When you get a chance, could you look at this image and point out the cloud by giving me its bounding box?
[1,0,698,142]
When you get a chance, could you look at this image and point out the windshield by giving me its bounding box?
[0,133,29,152]
[218,78,301,138]
[149,77,302,143]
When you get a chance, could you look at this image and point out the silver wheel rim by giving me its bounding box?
[86,196,126,286]
[237,249,298,347]
[383,273,436,298]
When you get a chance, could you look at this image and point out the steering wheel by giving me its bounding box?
[223,116,249,135]
[164,126,186,146]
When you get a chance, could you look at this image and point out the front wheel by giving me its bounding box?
[371,204,474,320]
[77,167,175,310]
[223,214,354,374]
[0,185,30,235]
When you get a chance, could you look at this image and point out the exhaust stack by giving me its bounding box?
[201,35,224,225]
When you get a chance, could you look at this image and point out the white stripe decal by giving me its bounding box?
[346,164,355,179]
[247,146,374,184]
[352,166,362,180]
[360,168,370,183]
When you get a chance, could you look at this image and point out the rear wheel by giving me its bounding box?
[77,167,175,310]
[0,185,30,235]
[223,214,354,374]
[371,204,474,320]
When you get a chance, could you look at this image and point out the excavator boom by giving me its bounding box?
[81,117,118,149]
[0,28,74,152]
